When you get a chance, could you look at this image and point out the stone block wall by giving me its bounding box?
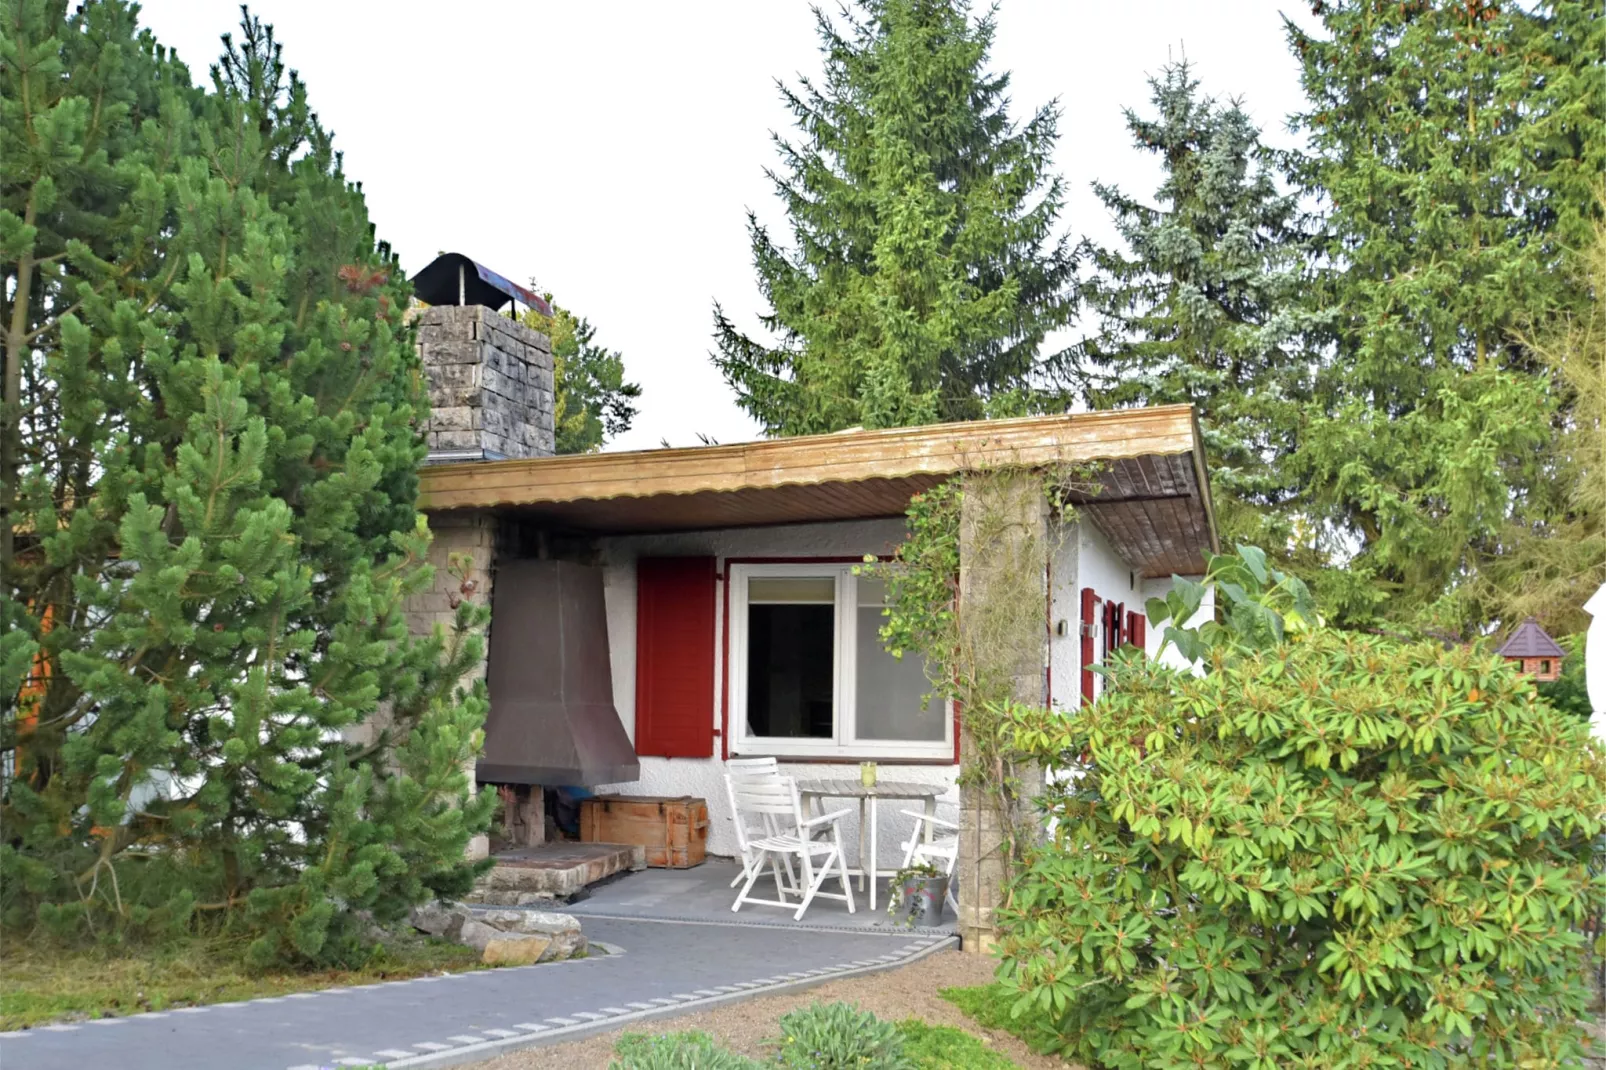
[408,509,502,861]
[403,511,499,670]
[417,304,555,461]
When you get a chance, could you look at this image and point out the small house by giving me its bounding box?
[402,264,1218,946]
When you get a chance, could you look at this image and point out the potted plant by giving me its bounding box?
[886,861,948,927]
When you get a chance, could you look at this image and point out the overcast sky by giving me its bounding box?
[139,1,1314,452]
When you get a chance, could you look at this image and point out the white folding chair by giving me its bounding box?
[723,758,801,893]
[730,776,855,920]
[899,809,959,912]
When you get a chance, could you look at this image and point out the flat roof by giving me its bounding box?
[419,404,1218,577]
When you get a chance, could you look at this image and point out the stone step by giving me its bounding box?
[474,841,646,900]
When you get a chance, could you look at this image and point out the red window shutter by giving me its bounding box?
[635,557,717,758]
[1127,610,1147,655]
[1080,587,1098,706]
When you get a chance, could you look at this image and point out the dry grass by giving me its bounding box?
[0,931,482,1030]
[469,950,1070,1069]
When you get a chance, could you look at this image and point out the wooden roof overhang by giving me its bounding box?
[419,404,1219,578]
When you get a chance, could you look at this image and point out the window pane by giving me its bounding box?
[749,577,835,603]
[854,607,944,741]
[747,602,835,739]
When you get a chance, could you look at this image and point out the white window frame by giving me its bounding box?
[728,561,953,760]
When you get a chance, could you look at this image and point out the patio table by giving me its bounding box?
[796,778,945,912]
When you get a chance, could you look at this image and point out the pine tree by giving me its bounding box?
[0,3,492,963]
[1284,0,1605,631]
[712,0,1074,435]
[520,300,639,454]
[1074,60,1326,551]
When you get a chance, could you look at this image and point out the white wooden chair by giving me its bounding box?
[723,758,800,893]
[899,809,959,912]
[729,775,855,920]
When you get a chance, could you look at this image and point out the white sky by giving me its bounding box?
[139,1,1313,452]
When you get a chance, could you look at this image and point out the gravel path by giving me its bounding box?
[468,950,1069,1069]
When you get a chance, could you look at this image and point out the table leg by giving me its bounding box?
[858,797,869,894]
[923,796,937,846]
[868,796,879,912]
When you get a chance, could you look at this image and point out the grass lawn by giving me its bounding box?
[0,932,482,1031]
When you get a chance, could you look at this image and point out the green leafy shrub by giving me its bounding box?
[775,1002,913,1069]
[998,624,1606,1067]
[611,1030,765,1070]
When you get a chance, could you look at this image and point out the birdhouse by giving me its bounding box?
[1496,617,1565,682]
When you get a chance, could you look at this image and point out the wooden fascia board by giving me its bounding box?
[420,405,1200,512]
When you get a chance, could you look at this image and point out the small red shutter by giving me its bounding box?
[1128,610,1147,655]
[1080,587,1098,705]
[635,557,717,758]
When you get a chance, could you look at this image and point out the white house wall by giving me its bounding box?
[587,512,1211,864]
[1048,518,1080,713]
[591,518,958,865]
[1047,514,1212,709]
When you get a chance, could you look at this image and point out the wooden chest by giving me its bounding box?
[579,794,708,869]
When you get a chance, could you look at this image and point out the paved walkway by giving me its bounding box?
[0,915,955,1070]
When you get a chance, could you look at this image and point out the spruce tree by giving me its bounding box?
[1,3,492,963]
[1284,0,1605,631]
[520,300,640,454]
[712,0,1074,435]
[1074,60,1325,551]
[1479,211,1605,637]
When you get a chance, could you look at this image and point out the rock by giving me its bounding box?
[472,908,586,960]
[409,901,469,941]
[481,934,553,966]
[412,900,586,961]
[455,918,502,953]
[475,909,580,935]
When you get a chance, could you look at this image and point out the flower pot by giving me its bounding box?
[892,875,921,921]
[912,874,949,927]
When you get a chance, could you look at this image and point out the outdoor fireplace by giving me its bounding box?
[480,559,640,845]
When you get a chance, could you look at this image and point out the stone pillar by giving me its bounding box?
[955,471,1049,953]
[405,510,501,860]
[411,303,554,861]
[416,304,555,462]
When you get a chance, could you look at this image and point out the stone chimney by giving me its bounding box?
[417,304,555,462]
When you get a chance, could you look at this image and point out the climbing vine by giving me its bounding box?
[860,461,1102,914]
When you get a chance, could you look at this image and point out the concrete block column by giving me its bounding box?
[955,471,1049,953]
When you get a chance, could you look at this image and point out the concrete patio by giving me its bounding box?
[562,858,958,935]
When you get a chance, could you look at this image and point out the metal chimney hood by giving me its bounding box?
[480,559,640,787]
